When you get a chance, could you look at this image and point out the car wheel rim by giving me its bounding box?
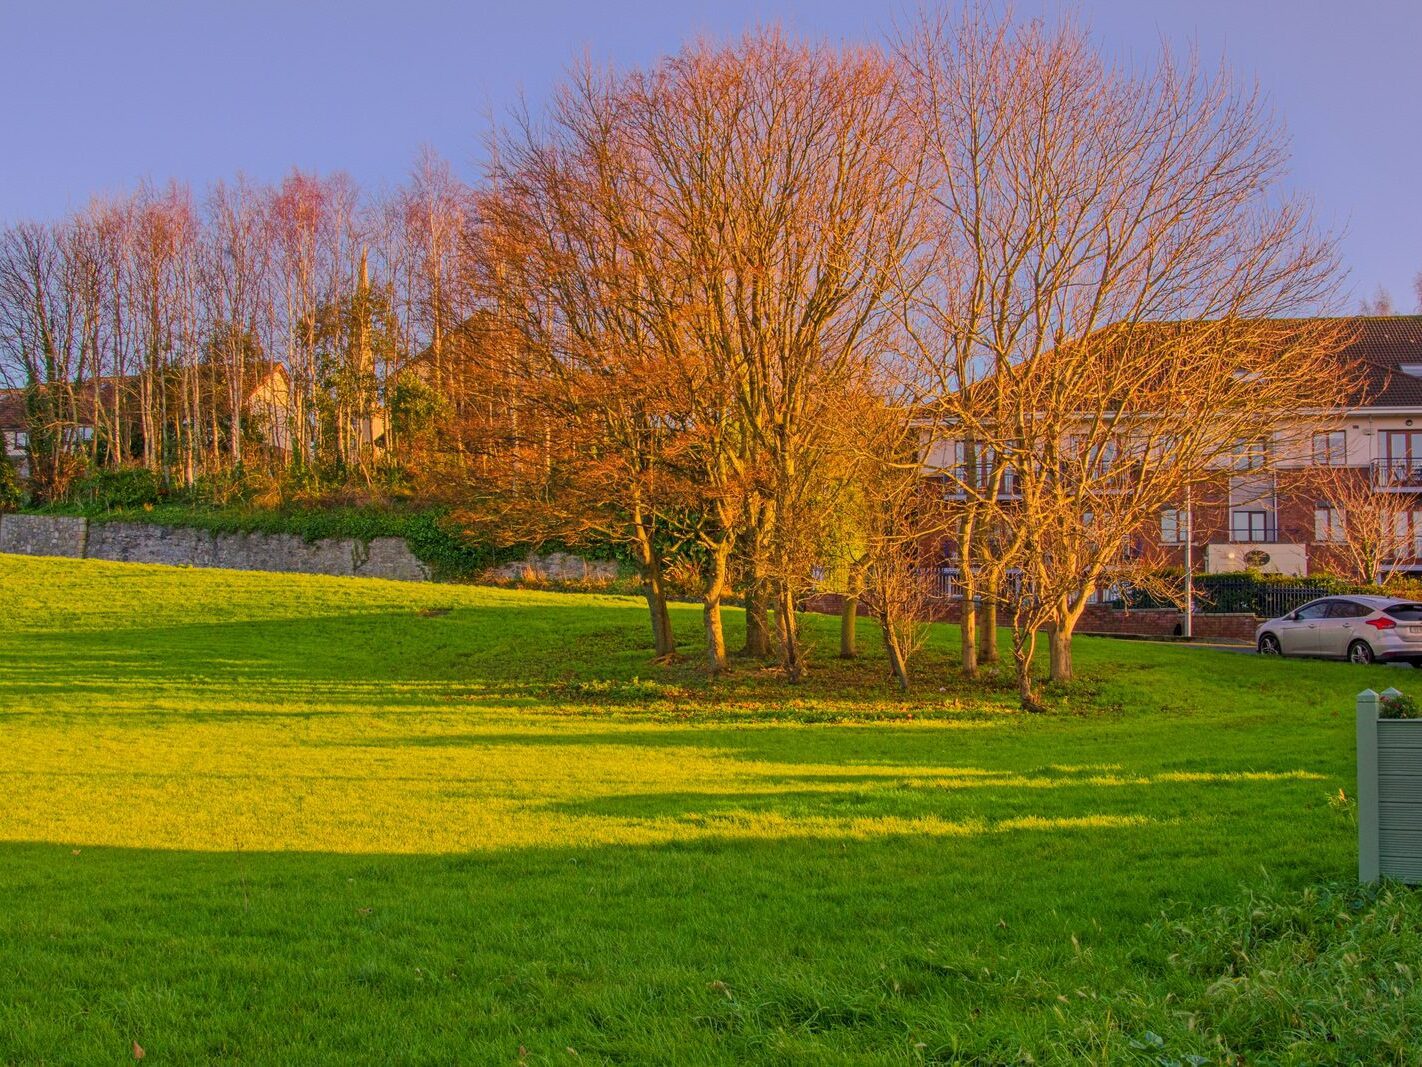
[1351,644,1371,664]
[1260,638,1279,655]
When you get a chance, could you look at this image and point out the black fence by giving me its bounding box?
[922,568,1382,619]
[1187,577,1349,618]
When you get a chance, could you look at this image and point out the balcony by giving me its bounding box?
[940,469,1021,501]
[1372,460,1422,493]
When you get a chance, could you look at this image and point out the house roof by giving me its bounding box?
[0,389,23,430]
[1099,315,1422,411]
[1331,315,1422,407]
[0,364,289,430]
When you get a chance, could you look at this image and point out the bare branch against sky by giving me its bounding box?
[0,1,1419,306]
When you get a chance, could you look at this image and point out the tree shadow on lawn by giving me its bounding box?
[0,815,1352,1063]
[0,607,1031,719]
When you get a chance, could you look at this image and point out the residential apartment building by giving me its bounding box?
[925,315,1422,583]
[1153,316,1422,579]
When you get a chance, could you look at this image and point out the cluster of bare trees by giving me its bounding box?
[454,11,1342,704]
[463,32,925,683]
[1,8,1350,705]
[0,151,472,497]
[896,11,1345,704]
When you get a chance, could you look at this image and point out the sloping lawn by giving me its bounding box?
[0,555,1408,1063]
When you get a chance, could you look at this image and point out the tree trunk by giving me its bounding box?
[958,524,978,675]
[961,593,978,677]
[979,590,999,664]
[645,586,675,657]
[839,593,859,659]
[632,515,675,658]
[776,582,804,683]
[1048,595,1078,682]
[704,597,727,675]
[644,561,676,658]
[1011,625,1043,712]
[741,502,772,658]
[1048,624,1073,683]
[881,610,909,691]
[839,560,863,659]
[703,542,731,675]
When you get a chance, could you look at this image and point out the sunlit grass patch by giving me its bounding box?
[0,554,1404,1062]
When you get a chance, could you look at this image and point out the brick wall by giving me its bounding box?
[801,590,1260,643]
[1189,612,1262,642]
[1075,606,1183,637]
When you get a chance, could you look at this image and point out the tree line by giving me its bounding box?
[0,8,1347,707]
[0,150,469,493]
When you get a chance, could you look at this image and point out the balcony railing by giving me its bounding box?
[940,470,1021,501]
[1372,460,1422,493]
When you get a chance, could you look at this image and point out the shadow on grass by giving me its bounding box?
[2,608,1029,719]
[0,815,1352,1062]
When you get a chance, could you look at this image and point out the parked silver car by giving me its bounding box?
[1255,595,1422,664]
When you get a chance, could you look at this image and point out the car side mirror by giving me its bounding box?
[1287,612,1300,622]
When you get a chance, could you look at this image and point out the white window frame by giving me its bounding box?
[1232,438,1269,472]
[1160,508,1187,545]
[1314,504,1344,544]
[1311,430,1345,466]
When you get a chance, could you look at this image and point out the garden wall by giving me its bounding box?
[0,513,429,582]
[485,551,621,583]
[801,589,1262,644]
[0,514,89,558]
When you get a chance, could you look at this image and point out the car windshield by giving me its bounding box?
[1384,604,1422,621]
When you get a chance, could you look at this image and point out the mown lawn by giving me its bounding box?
[0,555,1411,1063]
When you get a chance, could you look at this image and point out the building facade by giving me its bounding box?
[925,316,1422,585]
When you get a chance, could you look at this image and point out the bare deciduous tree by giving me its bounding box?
[1293,459,1419,585]
[896,7,1342,707]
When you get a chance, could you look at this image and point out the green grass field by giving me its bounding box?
[0,555,1415,1064]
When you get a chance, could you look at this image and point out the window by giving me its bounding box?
[1069,435,1124,473]
[1295,600,1333,620]
[1382,430,1422,467]
[1232,438,1268,471]
[950,440,1016,498]
[1312,431,1346,466]
[1327,600,1371,619]
[1384,603,1422,621]
[1314,505,1344,543]
[1231,510,1273,542]
[1160,508,1187,544]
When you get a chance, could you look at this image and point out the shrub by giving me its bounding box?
[0,454,23,512]
[71,465,164,509]
[1380,692,1421,719]
[1060,879,1422,1062]
[182,468,253,508]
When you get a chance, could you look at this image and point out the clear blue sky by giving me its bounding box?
[2,0,1418,308]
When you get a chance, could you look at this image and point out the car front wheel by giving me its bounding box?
[1348,640,1376,665]
[1258,633,1282,656]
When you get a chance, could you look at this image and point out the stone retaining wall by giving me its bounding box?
[0,513,429,582]
[0,514,89,558]
[486,551,621,584]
